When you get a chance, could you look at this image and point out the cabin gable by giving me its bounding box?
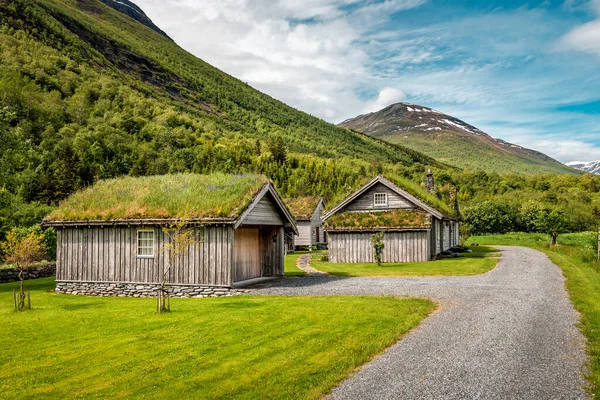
[340,182,417,213]
[240,193,284,226]
[311,199,324,222]
[311,199,325,245]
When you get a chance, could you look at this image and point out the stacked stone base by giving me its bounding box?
[55,282,250,298]
[0,263,56,283]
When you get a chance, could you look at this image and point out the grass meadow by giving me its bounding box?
[0,278,433,399]
[309,246,499,277]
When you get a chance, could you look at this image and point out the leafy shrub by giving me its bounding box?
[463,201,520,235]
[2,226,56,262]
[370,232,385,266]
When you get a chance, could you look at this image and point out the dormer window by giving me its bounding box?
[374,193,388,207]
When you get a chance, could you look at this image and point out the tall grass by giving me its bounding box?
[284,197,321,219]
[386,175,457,217]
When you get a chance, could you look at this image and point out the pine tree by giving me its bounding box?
[53,144,80,200]
[254,139,261,156]
[268,136,287,164]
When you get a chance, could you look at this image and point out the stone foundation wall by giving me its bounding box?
[54,281,250,298]
[0,263,56,283]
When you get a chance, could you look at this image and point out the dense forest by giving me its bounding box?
[1,0,599,260]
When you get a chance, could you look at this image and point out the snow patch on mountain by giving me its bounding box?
[108,0,142,15]
[566,161,600,175]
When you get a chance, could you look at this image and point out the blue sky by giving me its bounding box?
[137,0,600,162]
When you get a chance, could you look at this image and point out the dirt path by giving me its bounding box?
[296,254,328,276]
[256,247,589,399]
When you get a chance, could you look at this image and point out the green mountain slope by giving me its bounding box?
[339,103,578,176]
[4,0,600,241]
[0,0,449,214]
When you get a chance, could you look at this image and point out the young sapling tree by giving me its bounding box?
[459,224,471,247]
[1,230,46,311]
[158,221,203,312]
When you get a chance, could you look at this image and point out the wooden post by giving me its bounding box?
[156,288,160,313]
[13,289,17,311]
[27,291,31,310]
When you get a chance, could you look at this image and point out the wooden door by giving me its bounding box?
[234,227,261,282]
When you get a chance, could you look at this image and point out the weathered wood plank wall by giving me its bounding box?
[452,222,460,247]
[233,227,261,282]
[429,219,437,259]
[56,226,233,286]
[327,230,430,263]
[294,222,313,246]
[311,201,325,245]
[294,202,325,247]
[260,226,284,277]
[435,219,442,255]
[442,222,451,251]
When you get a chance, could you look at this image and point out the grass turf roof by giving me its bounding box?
[382,175,458,218]
[284,196,321,220]
[325,210,430,230]
[47,173,269,221]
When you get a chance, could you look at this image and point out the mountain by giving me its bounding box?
[2,0,600,240]
[0,0,447,213]
[339,103,578,176]
[566,161,600,175]
[99,0,171,39]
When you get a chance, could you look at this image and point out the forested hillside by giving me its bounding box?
[0,0,443,232]
[1,0,600,246]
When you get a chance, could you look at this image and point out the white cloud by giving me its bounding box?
[516,139,600,163]
[134,1,600,164]
[560,0,600,58]
[136,0,425,122]
[561,20,600,57]
[362,87,406,113]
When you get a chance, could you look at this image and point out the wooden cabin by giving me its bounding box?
[42,174,297,297]
[284,196,326,250]
[322,176,460,263]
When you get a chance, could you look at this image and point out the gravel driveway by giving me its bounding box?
[254,246,589,399]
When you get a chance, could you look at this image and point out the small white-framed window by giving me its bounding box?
[374,192,388,207]
[137,229,155,258]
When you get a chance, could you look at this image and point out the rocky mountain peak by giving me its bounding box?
[99,0,172,40]
[338,102,577,175]
[566,161,600,175]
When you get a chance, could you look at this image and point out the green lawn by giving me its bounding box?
[0,278,434,399]
[284,251,309,277]
[470,232,600,397]
[310,246,499,277]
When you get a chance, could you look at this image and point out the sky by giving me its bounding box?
[135,0,600,163]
